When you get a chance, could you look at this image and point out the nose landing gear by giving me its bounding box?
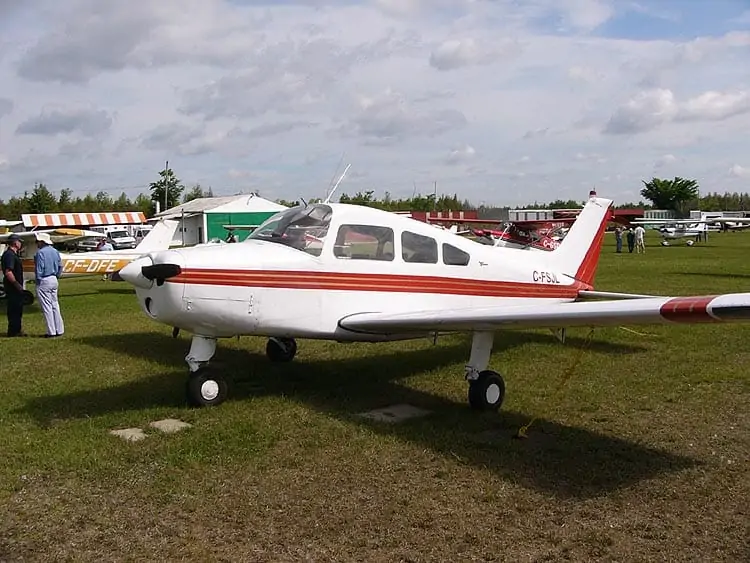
[185,335,227,407]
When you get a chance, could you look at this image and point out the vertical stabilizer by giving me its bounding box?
[546,194,613,286]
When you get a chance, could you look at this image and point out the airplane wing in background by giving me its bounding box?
[338,293,750,334]
[0,227,104,244]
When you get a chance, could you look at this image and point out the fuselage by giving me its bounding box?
[121,204,592,342]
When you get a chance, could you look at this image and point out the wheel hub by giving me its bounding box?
[201,380,220,401]
[486,383,501,404]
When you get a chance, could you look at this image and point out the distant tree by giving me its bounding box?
[640,177,699,216]
[58,188,73,210]
[149,164,185,211]
[27,183,58,213]
[114,192,131,211]
[95,191,114,211]
[134,193,156,218]
[183,183,206,203]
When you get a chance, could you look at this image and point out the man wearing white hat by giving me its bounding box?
[34,232,64,338]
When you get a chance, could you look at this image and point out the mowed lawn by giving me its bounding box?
[1,231,749,562]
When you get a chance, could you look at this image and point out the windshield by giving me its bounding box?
[109,231,129,238]
[247,204,332,256]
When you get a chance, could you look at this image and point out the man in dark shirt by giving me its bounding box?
[2,233,26,337]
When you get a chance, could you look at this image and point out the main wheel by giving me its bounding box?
[266,337,297,362]
[22,290,34,306]
[186,368,228,407]
[468,370,506,411]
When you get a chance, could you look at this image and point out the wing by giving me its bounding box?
[338,293,750,334]
[0,228,103,244]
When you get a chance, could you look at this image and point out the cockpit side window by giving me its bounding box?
[247,204,332,256]
[442,243,470,266]
[402,231,438,264]
[334,224,394,261]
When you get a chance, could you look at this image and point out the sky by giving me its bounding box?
[0,0,749,206]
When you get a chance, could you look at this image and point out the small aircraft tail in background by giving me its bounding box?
[132,219,179,252]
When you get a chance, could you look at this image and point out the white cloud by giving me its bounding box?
[729,164,750,179]
[0,1,749,205]
[654,154,677,169]
[445,144,476,164]
[604,89,750,134]
[429,38,518,71]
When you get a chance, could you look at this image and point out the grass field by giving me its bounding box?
[1,231,749,562]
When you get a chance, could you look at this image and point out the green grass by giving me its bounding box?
[1,231,749,561]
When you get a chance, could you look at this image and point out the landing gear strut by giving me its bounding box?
[185,335,227,407]
[465,331,506,410]
[266,337,297,362]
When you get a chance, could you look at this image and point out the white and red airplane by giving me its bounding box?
[119,195,750,410]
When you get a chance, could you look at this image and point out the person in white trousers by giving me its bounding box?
[34,232,64,338]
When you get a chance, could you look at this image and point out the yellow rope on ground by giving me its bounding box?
[515,327,596,439]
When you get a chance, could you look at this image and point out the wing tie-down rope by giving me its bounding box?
[515,327,595,439]
[515,323,660,438]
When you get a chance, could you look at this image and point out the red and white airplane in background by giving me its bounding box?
[426,216,582,251]
[119,194,750,410]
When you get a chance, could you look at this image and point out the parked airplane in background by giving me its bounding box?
[631,217,750,246]
[119,195,750,411]
[0,220,178,304]
[427,216,579,251]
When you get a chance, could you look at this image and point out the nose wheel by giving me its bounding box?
[187,367,228,407]
[266,337,297,362]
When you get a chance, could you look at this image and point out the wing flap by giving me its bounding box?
[338,293,750,334]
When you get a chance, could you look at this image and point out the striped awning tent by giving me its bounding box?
[21,211,147,228]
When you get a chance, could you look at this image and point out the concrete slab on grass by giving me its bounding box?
[357,403,431,423]
[110,428,147,442]
[149,419,192,434]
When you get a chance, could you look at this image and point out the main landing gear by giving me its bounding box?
[465,331,506,411]
[184,335,298,407]
[182,332,505,412]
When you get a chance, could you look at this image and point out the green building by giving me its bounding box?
[152,194,287,245]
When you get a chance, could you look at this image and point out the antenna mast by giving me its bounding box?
[324,163,351,204]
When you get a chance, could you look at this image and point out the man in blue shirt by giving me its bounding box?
[34,232,64,338]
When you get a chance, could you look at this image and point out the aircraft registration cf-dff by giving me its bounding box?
[119,195,750,410]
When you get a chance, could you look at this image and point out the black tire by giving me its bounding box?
[186,368,228,407]
[468,370,506,411]
[266,337,297,362]
[22,290,34,306]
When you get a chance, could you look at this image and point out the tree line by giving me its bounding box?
[1,170,748,221]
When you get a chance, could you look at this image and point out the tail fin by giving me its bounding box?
[546,196,613,286]
[134,220,179,252]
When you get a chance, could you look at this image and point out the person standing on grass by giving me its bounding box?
[34,232,64,338]
[626,227,635,253]
[2,233,27,337]
[634,225,646,253]
[614,225,623,253]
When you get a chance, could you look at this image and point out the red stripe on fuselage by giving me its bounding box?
[659,295,717,323]
[168,269,589,298]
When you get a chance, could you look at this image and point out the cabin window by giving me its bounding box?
[334,224,394,261]
[402,231,438,264]
[442,243,470,266]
